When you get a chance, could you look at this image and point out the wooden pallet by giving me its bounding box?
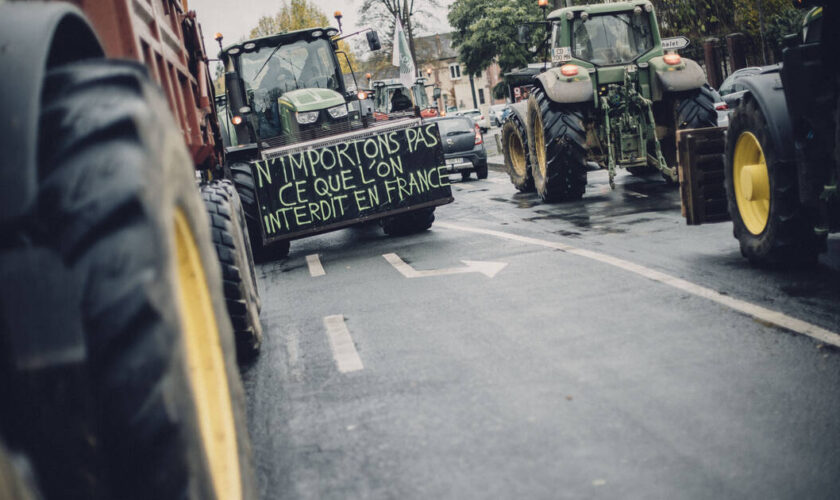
[677,127,731,225]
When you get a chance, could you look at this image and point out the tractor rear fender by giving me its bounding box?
[534,67,594,105]
[651,56,706,96]
[0,3,103,224]
[737,70,795,161]
[508,101,529,126]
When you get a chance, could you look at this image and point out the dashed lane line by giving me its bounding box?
[324,315,364,373]
[306,253,326,277]
[436,221,840,348]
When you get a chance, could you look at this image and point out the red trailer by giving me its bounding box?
[66,0,223,170]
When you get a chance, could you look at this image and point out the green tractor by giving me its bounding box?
[517,0,716,201]
[218,26,451,259]
[680,0,838,265]
[371,78,441,119]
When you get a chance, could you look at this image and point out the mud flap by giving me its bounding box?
[677,127,730,224]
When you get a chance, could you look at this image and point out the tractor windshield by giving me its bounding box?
[239,38,341,110]
[570,12,653,66]
[412,85,429,109]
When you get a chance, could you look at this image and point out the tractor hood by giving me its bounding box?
[278,88,345,112]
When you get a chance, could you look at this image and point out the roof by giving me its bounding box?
[221,26,339,55]
[549,1,653,20]
[414,32,458,62]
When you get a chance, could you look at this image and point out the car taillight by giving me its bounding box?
[715,103,728,111]
[474,124,483,145]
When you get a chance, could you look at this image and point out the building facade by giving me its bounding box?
[415,32,505,117]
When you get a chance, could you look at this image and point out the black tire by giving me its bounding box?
[201,180,262,361]
[656,86,718,181]
[725,95,822,266]
[501,114,534,191]
[526,88,587,202]
[230,162,291,261]
[25,60,255,498]
[461,171,471,181]
[380,207,436,236]
[475,162,488,179]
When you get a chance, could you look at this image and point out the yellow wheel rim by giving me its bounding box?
[508,129,528,178]
[732,131,770,235]
[533,111,547,179]
[174,209,241,500]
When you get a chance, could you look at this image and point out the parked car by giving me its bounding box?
[431,116,488,181]
[454,108,490,133]
[718,66,764,110]
[705,84,730,128]
[489,104,509,127]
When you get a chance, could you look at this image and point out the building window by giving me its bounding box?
[449,63,461,80]
[478,88,485,105]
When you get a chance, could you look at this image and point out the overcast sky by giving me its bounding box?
[189,0,455,62]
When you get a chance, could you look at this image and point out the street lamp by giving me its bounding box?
[538,0,548,19]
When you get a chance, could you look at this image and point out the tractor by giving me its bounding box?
[679,0,838,265]
[218,27,452,259]
[515,0,717,202]
[371,77,441,119]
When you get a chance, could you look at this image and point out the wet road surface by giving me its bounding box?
[242,159,840,499]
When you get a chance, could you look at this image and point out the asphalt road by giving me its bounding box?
[242,138,840,499]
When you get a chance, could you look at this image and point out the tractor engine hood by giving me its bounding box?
[278,88,345,112]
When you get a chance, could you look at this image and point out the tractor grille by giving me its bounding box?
[260,119,365,149]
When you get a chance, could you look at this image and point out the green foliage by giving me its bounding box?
[764,7,806,60]
[448,0,806,78]
[651,0,800,63]
[448,0,546,76]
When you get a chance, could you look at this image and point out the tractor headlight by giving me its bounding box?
[327,104,349,119]
[296,111,319,124]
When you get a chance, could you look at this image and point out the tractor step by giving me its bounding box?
[677,127,730,225]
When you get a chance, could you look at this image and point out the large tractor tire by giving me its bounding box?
[526,88,587,202]
[230,162,291,261]
[651,86,718,181]
[381,207,436,236]
[5,60,256,499]
[201,180,263,361]
[724,95,823,266]
[501,113,534,192]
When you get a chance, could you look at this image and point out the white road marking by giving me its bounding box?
[436,221,840,347]
[383,252,508,278]
[284,328,303,382]
[324,315,364,373]
[306,253,326,277]
[626,190,649,199]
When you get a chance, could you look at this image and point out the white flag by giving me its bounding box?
[392,16,416,91]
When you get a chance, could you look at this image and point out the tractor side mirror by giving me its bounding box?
[366,31,382,51]
[433,87,441,99]
[517,25,531,44]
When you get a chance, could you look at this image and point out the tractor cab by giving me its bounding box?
[220,27,366,149]
[372,78,439,119]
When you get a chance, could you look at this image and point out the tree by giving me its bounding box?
[448,0,546,76]
[449,0,803,77]
[359,0,441,64]
[245,0,357,73]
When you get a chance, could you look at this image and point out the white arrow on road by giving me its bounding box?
[383,253,507,279]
